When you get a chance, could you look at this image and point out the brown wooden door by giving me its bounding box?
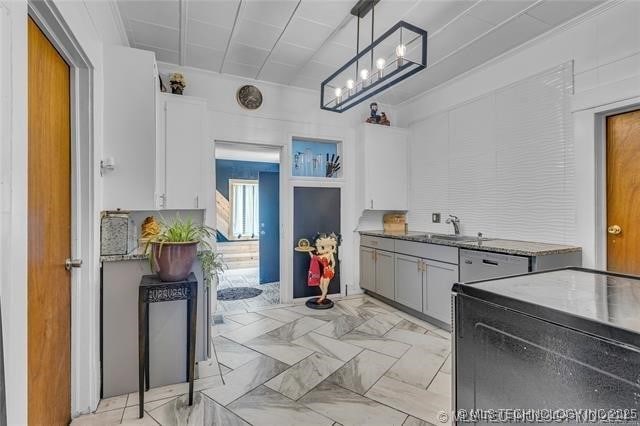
[606,109,640,275]
[28,17,71,425]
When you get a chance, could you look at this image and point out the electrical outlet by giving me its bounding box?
[432,213,441,223]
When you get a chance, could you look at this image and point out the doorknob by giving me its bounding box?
[608,225,622,235]
[65,258,83,271]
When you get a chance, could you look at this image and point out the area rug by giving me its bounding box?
[217,287,263,301]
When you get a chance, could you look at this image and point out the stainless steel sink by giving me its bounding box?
[422,233,477,242]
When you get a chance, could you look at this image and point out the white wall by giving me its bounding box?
[404,64,575,244]
[398,0,640,267]
[1,0,127,422]
[158,63,366,297]
[0,2,28,424]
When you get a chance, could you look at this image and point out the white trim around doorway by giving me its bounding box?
[211,140,287,309]
[28,0,99,416]
[593,98,640,270]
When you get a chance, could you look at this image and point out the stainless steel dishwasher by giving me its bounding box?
[459,249,529,282]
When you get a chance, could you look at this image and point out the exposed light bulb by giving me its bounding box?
[396,44,407,67]
[360,68,369,87]
[346,79,355,89]
[334,87,342,104]
[376,58,386,70]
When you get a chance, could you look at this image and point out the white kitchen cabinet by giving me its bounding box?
[357,123,408,211]
[423,259,457,324]
[359,246,376,291]
[375,250,395,300]
[394,253,423,312]
[103,45,158,210]
[157,94,207,209]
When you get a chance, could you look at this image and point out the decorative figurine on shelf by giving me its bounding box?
[169,72,186,95]
[366,102,381,124]
[326,154,341,178]
[295,233,341,309]
[159,74,168,93]
[379,112,391,126]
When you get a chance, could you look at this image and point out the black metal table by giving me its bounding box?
[138,273,197,418]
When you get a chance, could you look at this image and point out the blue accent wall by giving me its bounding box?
[216,160,279,199]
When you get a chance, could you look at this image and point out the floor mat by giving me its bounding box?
[217,287,263,301]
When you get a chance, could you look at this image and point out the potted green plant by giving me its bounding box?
[199,250,227,287]
[145,216,215,282]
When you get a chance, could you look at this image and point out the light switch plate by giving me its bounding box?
[432,213,441,223]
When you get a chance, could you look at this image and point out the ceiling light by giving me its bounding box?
[320,1,427,113]
[395,44,407,66]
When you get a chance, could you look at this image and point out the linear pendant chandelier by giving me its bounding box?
[320,0,428,113]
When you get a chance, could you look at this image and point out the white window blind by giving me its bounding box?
[230,180,259,239]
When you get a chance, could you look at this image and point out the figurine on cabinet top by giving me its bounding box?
[366,102,380,124]
[365,102,391,126]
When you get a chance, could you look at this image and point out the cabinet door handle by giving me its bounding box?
[195,194,199,208]
[370,199,373,209]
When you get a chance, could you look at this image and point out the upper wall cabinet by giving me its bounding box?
[103,45,158,210]
[357,123,408,211]
[157,94,208,209]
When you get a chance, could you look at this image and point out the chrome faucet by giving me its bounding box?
[446,215,461,235]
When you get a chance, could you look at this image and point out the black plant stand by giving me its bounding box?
[138,273,197,419]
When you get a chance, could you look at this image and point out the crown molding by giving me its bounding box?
[108,0,129,47]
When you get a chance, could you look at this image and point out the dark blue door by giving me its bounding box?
[259,171,280,284]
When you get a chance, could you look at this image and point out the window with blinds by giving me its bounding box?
[230,179,259,239]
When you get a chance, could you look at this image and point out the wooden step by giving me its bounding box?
[222,252,259,261]
[225,259,259,270]
[218,241,259,270]
[217,241,259,254]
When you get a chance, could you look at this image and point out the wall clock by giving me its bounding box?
[236,85,263,110]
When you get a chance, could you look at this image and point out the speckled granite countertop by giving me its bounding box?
[359,230,581,256]
[101,249,212,263]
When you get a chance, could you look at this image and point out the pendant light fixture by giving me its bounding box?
[320,0,427,112]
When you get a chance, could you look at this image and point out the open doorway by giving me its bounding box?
[214,142,281,313]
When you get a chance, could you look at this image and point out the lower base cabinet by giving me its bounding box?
[375,250,395,300]
[424,259,458,324]
[360,237,459,327]
[359,247,376,291]
[394,254,423,312]
[359,246,396,299]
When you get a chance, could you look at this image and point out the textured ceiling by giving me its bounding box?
[117,0,603,105]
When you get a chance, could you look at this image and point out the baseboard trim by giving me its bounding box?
[364,290,450,330]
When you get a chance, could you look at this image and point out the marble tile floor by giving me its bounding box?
[216,268,280,314]
[73,294,451,426]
